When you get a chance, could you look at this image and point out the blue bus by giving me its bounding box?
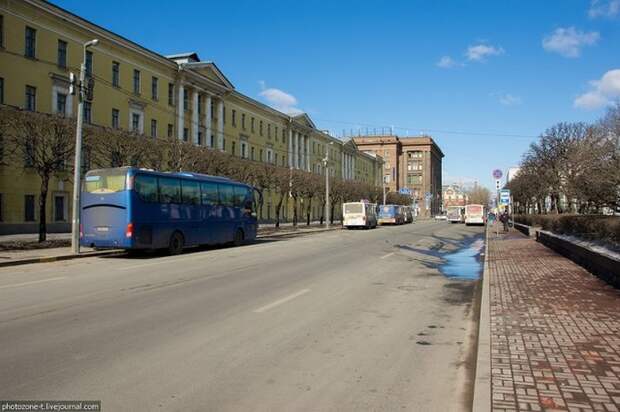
[377,204,405,225]
[80,167,258,254]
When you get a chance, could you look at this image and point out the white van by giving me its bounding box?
[342,202,377,229]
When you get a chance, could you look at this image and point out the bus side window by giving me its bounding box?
[233,186,247,208]
[218,184,235,207]
[158,177,181,204]
[181,180,200,205]
[135,174,158,202]
[200,182,219,205]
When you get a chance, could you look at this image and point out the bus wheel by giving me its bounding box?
[233,229,244,246]
[168,231,184,255]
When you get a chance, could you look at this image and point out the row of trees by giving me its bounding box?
[0,106,413,240]
[507,103,620,214]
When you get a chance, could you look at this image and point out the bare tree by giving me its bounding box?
[1,107,75,241]
[466,186,491,205]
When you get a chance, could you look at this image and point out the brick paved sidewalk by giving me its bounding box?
[489,228,620,412]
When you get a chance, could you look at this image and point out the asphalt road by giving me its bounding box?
[0,220,484,412]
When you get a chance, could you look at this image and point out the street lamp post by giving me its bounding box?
[71,39,98,254]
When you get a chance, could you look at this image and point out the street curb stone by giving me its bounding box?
[0,226,342,268]
[472,225,491,412]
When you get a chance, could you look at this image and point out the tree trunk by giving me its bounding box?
[330,202,335,225]
[275,193,284,228]
[306,198,312,226]
[38,173,50,242]
[320,199,325,225]
[292,198,298,227]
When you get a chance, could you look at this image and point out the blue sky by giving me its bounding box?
[56,0,620,189]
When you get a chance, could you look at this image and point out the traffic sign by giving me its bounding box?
[492,169,503,179]
[399,188,411,195]
[500,189,511,205]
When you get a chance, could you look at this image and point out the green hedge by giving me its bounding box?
[514,214,620,245]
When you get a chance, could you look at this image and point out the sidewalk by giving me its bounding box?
[0,224,341,267]
[488,228,620,411]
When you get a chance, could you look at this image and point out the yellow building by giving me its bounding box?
[0,0,383,234]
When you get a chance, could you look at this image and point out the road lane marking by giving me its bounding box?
[380,252,395,259]
[253,289,311,313]
[120,253,211,270]
[0,276,67,290]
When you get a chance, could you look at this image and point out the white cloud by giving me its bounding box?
[437,56,458,68]
[574,69,620,110]
[498,94,522,106]
[542,27,599,58]
[588,0,620,18]
[258,81,303,115]
[465,44,504,61]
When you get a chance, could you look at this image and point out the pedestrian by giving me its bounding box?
[488,211,496,225]
[499,209,509,232]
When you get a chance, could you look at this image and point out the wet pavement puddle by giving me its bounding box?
[439,238,484,280]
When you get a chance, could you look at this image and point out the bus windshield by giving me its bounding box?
[84,170,127,194]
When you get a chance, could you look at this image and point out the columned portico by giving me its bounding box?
[288,128,293,167]
[177,82,184,140]
[217,98,224,150]
[305,136,310,172]
[205,94,212,147]
[191,89,199,145]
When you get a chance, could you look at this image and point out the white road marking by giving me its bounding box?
[253,289,311,313]
[120,253,210,270]
[380,252,395,259]
[0,276,67,290]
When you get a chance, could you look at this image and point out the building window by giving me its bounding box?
[56,93,67,115]
[232,109,236,127]
[25,26,36,58]
[183,89,188,110]
[231,141,236,155]
[57,40,67,68]
[85,51,93,77]
[251,117,255,133]
[267,124,271,138]
[150,119,157,138]
[0,77,3,104]
[259,121,263,136]
[131,113,140,132]
[197,96,202,114]
[241,141,247,158]
[112,62,120,87]
[24,195,36,222]
[168,83,174,106]
[251,147,255,161]
[198,131,203,145]
[222,106,226,124]
[241,113,246,130]
[183,128,188,142]
[151,77,158,100]
[54,195,66,222]
[25,85,36,111]
[260,149,263,161]
[167,124,173,137]
[0,15,3,48]
[83,101,92,124]
[133,69,140,94]
[112,108,119,129]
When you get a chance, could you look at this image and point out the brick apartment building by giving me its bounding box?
[353,135,444,216]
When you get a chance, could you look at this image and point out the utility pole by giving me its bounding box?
[71,39,98,254]
[324,142,333,228]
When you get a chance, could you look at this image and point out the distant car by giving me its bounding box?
[434,214,448,220]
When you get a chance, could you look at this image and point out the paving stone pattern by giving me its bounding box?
[489,229,620,412]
